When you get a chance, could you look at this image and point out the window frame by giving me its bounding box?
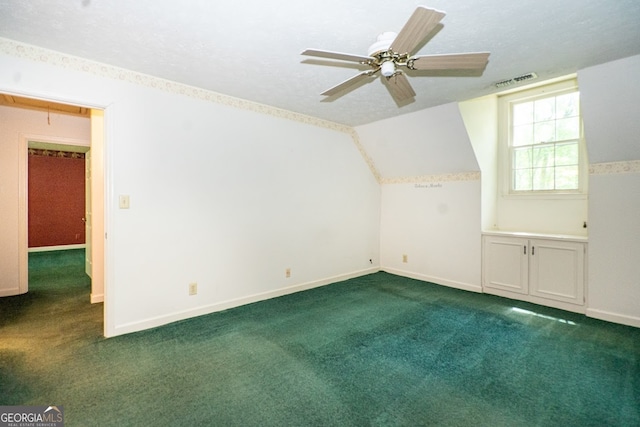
[498,78,588,198]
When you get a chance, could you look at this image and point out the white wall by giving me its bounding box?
[496,197,588,236]
[587,172,640,326]
[459,95,498,231]
[0,44,381,336]
[579,54,640,327]
[357,103,482,292]
[379,180,482,292]
[0,105,90,296]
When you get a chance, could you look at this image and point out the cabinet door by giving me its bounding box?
[529,239,585,305]
[482,236,529,295]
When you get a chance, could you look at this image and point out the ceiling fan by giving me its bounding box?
[301,6,490,102]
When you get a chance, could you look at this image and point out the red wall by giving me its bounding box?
[28,150,86,248]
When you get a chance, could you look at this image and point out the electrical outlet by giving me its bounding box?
[402,254,408,263]
[189,282,197,296]
[285,268,291,278]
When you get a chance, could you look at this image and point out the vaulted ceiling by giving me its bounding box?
[1,0,639,126]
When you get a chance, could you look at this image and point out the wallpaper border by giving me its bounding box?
[381,171,481,184]
[28,148,86,159]
[0,38,388,180]
[0,39,350,131]
[9,38,610,185]
[589,160,640,175]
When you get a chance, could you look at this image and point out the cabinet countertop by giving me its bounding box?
[482,230,588,243]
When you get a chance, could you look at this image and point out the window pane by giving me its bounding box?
[514,168,532,191]
[555,117,580,140]
[555,165,579,189]
[534,97,555,122]
[513,147,532,169]
[533,167,554,190]
[513,102,533,126]
[532,145,554,168]
[505,83,582,194]
[555,92,579,119]
[513,124,533,146]
[534,121,555,143]
[555,142,578,166]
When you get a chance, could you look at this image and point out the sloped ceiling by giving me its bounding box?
[1,0,639,127]
[356,103,479,179]
[579,55,640,164]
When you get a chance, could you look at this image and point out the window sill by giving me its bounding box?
[500,192,587,201]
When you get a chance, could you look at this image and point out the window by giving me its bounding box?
[499,79,585,194]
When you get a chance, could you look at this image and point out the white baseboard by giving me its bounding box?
[586,308,640,328]
[109,267,380,337]
[29,244,86,252]
[381,267,482,293]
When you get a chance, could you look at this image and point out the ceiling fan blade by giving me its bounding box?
[383,72,416,102]
[409,52,490,70]
[301,49,372,64]
[321,70,376,96]
[390,6,446,56]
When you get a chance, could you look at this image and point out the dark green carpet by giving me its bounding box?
[1,250,639,426]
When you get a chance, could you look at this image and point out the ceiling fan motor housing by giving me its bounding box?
[368,32,398,77]
[367,31,397,56]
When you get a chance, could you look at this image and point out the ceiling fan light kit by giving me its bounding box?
[380,61,396,77]
[302,5,490,103]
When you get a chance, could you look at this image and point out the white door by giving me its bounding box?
[482,236,529,295]
[89,109,105,305]
[529,239,585,305]
[85,149,92,278]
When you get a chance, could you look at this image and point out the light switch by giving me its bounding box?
[119,195,130,209]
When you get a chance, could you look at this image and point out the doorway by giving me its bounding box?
[0,91,111,336]
[27,138,91,297]
[1,94,106,331]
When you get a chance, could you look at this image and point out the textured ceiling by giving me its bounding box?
[1,0,639,126]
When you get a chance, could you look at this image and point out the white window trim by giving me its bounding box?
[497,77,588,199]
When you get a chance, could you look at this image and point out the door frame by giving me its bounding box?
[6,88,112,337]
[20,134,98,294]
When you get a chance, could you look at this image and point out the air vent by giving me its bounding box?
[494,72,538,88]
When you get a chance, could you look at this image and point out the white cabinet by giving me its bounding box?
[483,236,529,295]
[482,233,587,313]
